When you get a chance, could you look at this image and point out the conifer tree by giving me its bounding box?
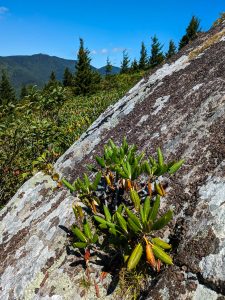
[186,16,200,41]
[120,50,130,74]
[166,40,177,59]
[149,35,164,68]
[139,42,148,70]
[63,67,73,87]
[178,35,189,50]
[179,16,201,50]
[0,70,16,105]
[50,71,56,82]
[20,85,28,100]
[44,71,58,90]
[74,38,97,95]
[105,57,113,77]
[130,59,139,73]
[49,71,57,86]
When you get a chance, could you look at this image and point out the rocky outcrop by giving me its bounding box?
[1,22,225,299]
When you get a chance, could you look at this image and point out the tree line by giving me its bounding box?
[120,16,200,73]
[0,16,200,104]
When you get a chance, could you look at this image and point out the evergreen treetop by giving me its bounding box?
[74,38,97,95]
[130,59,139,73]
[149,35,164,68]
[105,57,113,76]
[50,71,56,82]
[63,67,73,87]
[166,40,177,59]
[178,16,201,50]
[20,85,28,100]
[186,16,201,40]
[120,50,130,74]
[44,71,59,90]
[0,70,16,105]
[178,35,189,51]
[139,42,148,70]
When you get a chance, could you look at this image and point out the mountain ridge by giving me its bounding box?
[0,53,120,91]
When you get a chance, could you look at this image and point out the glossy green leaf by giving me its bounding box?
[116,212,128,234]
[151,210,173,230]
[103,205,112,222]
[127,243,143,271]
[157,147,164,167]
[71,226,87,242]
[92,172,102,190]
[73,242,87,249]
[125,207,142,230]
[83,219,92,240]
[168,160,184,174]
[96,156,106,168]
[152,244,173,265]
[148,195,160,222]
[152,237,172,249]
[62,178,75,192]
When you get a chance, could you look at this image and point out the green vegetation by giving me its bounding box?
[63,138,184,297]
[0,14,204,96]
[120,50,130,74]
[130,59,139,73]
[179,16,201,50]
[74,38,101,95]
[63,67,73,87]
[0,73,142,207]
[0,54,78,92]
[20,85,28,100]
[149,35,165,68]
[0,12,202,207]
[0,70,16,105]
[139,42,148,71]
[0,54,120,93]
[166,40,177,59]
[105,57,113,77]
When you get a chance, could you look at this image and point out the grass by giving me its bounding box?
[115,267,149,300]
[189,28,225,60]
[212,12,225,28]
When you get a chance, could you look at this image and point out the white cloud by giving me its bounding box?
[90,47,125,57]
[91,50,97,55]
[0,6,8,15]
[112,47,124,53]
[100,48,108,54]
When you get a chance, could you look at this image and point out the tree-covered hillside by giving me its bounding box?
[0,54,76,90]
[0,54,120,92]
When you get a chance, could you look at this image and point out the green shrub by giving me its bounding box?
[63,138,184,274]
[0,73,142,207]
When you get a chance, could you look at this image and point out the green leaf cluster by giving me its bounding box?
[64,138,184,273]
[72,218,98,249]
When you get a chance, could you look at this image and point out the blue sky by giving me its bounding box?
[0,1,224,68]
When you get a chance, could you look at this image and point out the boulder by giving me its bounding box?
[1,22,225,299]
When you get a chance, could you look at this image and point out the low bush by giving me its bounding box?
[63,138,184,293]
[0,73,142,207]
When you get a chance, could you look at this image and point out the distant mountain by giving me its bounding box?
[0,54,120,91]
[97,65,121,76]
